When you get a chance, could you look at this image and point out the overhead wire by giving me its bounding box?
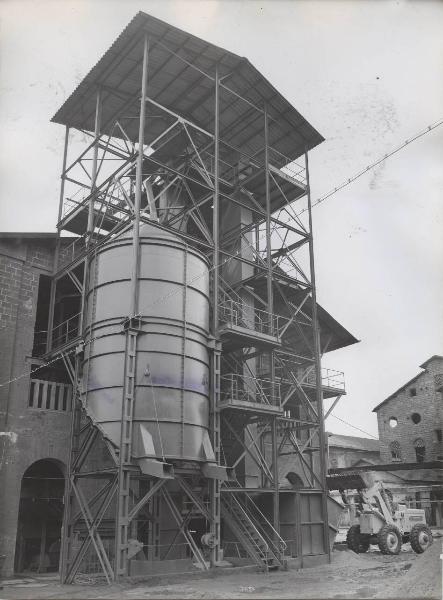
[1,116,442,440]
[327,413,379,440]
[296,117,443,216]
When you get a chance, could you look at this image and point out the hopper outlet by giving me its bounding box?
[133,423,174,479]
[200,430,233,481]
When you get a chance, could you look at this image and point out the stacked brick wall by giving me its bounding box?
[376,358,443,464]
[0,238,73,576]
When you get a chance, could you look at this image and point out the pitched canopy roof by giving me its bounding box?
[51,12,324,163]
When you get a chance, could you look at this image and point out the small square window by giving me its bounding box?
[410,388,417,397]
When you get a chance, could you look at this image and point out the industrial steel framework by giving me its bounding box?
[42,13,351,583]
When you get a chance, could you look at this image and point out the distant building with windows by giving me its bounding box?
[373,355,443,464]
[369,355,443,526]
[327,434,380,470]
[327,356,443,528]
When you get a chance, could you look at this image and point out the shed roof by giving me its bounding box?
[327,433,379,452]
[51,12,324,162]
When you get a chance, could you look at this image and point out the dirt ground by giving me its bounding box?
[1,541,441,600]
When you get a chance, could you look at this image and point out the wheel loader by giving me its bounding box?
[327,471,433,555]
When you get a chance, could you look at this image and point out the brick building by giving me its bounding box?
[0,234,73,576]
[326,358,443,529]
[373,355,443,464]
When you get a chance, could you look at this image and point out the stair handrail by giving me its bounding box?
[222,481,287,563]
[242,495,287,557]
[224,493,270,552]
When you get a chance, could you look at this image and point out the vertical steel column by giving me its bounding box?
[47,125,70,353]
[131,35,149,316]
[305,150,330,562]
[209,65,221,567]
[115,34,149,580]
[60,353,81,582]
[264,106,279,533]
[87,88,103,243]
[263,106,274,327]
[79,89,102,337]
[115,325,138,578]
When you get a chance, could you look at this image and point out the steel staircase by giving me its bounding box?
[221,492,287,571]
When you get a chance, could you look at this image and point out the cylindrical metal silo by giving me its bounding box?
[81,222,220,477]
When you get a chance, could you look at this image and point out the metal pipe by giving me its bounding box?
[305,149,331,562]
[213,67,220,335]
[209,64,221,568]
[264,106,273,324]
[130,34,149,316]
[265,106,279,533]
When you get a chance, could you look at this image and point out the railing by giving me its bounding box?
[58,236,86,269]
[52,312,81,349]
[220,373,280,407]
[219,299,279,337]
[222,540,249,558]
[300,367,346,392]
[268,146,307,186]
[62,165,136,228]
[28,379,72,412]
[222,488,287,567]
[239,493,287,557]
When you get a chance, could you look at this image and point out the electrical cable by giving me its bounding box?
[296,117,443,216]
[327,413,378,439]
[1,116,441,442]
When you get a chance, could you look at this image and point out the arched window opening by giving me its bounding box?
[411,413,421,424]
[414,438,426,464]
[389,417,398,428]
[389,441,401,460]
[14,460,65,574]
[286,472,304,489]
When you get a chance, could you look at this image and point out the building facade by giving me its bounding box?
[0,235,73,576]
[373,356,443,464]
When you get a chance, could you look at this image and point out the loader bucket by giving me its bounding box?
[326,470,381,491]
[327,494,345,550]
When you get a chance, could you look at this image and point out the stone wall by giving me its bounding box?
[376,357,443,464]
[0,237,72,577]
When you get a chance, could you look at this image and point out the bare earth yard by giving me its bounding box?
[1,540,441,600]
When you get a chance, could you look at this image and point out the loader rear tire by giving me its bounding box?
[378,524,402,555]
[346,525,370,553]
[410,523,433,554]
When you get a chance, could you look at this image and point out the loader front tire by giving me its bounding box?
[346,524,370,553]
[378,524,402,555]
[410,523,432,554]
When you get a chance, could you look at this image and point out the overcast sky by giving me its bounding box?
[0,0,442,438]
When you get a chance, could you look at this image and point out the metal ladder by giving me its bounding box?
[221,492,287,571]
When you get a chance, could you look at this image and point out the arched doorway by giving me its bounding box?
[286,471,304,489]
[14,460,65,574]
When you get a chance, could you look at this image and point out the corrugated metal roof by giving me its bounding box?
[327,433,380,452]
[51,12,324,163]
